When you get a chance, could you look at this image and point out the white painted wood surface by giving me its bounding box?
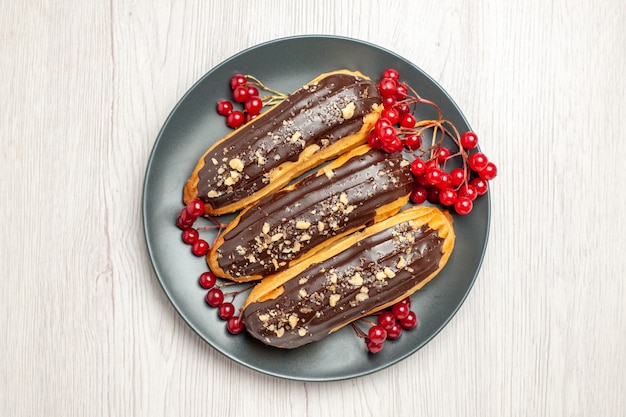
[2,1,625,416]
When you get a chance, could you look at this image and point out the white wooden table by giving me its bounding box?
[2,1,625,416]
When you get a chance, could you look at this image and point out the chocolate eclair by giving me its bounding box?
[183,70,382,216]
[208,145,414,282]
[241,206,455,349]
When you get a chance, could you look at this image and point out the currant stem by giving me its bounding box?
[350,322,368,339]
[244,74,287,99]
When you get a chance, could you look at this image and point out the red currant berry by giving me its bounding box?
[216,100,233,116]
[205,288,224,307]
[382,95,396,108]
[425,167,443,186]
[460,131,479,150]
[232,85,249,103]
[410,186,428,204]
[182,227,199,244]
[192,239,210,256]
[399,113,416,128]
[450,168,466,187]
[392,302,411,320]
[416,173,430,187]
[366,339,384,354]
[218,302,236,320]
[368,131,382,149]
[375,118,393,132]
[398,297,411,307]
[404,134,422,150]
[382,68,400,81]
[479,161,498,180]
[199,271,217,289]
[226,110,244,129]
[436,147,451,163]
[227,316,245,334]
[386,322,403,340]
[244,96,263,115]
[377,311,396,330]
[395,83,408,100]
[426,186,440,204]
[471,177,489,195]
[229,74,247,90]
[177,207,196,229]
[377,125,397,143]
[454,196,473,215]
[400,311,418,330]
[382,137,403,153]
[437,172,453,190]
[395,102,411,115]
[469,152,489,172]
[244,113,257,123]
[246,85,259,97]
[425,159,439,171]
[378,78,398,97]
[439,187,458,206]
[176,216,193,230]
[381,108,400,125]
[186,198,205,218]
[459,183,478,201]
[410,158,426,176]
[368,325,388,344]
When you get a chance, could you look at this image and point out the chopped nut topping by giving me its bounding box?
[298,328,307,337]
[341,101,356,119]
[329,294,341,307]
[262,222,270,234]
[383,267,396,278]
[298,288,308,298]
[348,272,363,286]
[211,158,219,165]
[207,190,219,198]
[289,131,302,143]
[329,269,338,284]
[275,327,285,338]
[397,256,406,269]
[375,271,387,281]
[229,158,244,172]
[288,315,299,328]
[355,293,369,303]
[339,192,349,205]
[295,220,311,230]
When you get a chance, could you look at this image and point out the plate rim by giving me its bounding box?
[142,34,491,381]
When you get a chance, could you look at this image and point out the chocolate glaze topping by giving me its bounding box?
[215,149,414,279]
[197,73,381,210]
[242,221,445,349]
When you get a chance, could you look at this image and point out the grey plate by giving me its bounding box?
[142,35,490,381]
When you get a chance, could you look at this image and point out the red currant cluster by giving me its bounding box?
[199,271,246,335]
[354,297,418,353]
[369,68,497,215]
[216,73,285,129]
[176,198,211,256]
[177,199,245,334]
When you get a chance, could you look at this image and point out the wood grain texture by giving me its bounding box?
[1,0,625,416]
